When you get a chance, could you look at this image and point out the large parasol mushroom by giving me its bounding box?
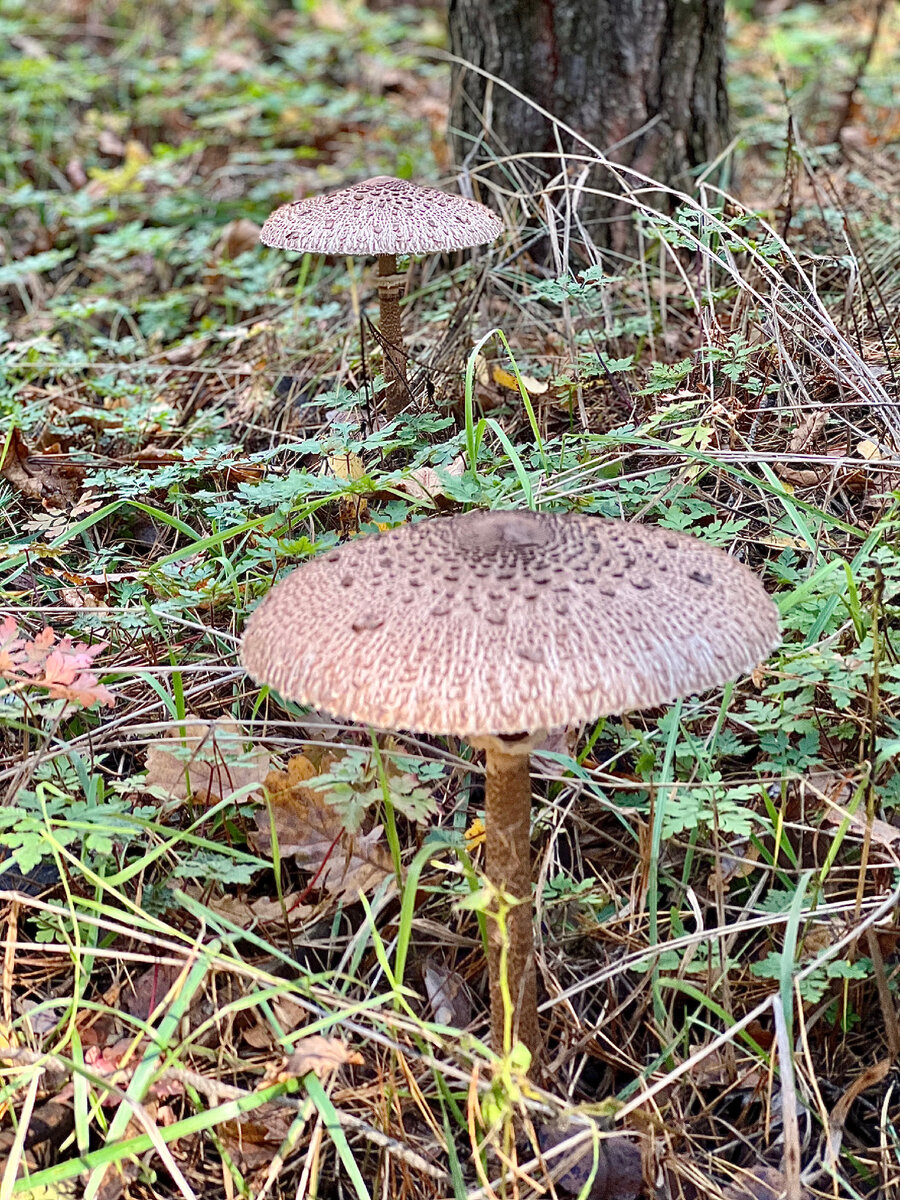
[241,509,780,1066]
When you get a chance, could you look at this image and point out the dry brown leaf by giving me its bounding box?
[213,48,258,73]
[205,890,316,927]
[809,769,900,856]
[272,995,307,1034]
[160,336,209,365]
[221,1105,295,1172]
[278,1035,363,1081]
[255,754,394,903]
[243,994,308,1049]
[708,838,760,889]
[0,429,84,507]
[97,128,126,158]
[66,157,88,188]
[422,960,472,1029]
[723,1165,812,1199]
[143,715,270,805]
[538,1120,643,1199]
[309,0,350,30]
[787,411,827,455]
[215,218,261,260]
[396,454,466,503]
[242,1019,272,1050]
[92,1154,141,1200]
[826,1056,892,1167]
[119,962,189,1021]
[690,1046,764,1091]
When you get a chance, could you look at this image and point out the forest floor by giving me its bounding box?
[1,1,900,1197]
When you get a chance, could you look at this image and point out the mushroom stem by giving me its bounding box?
[483,745,540,1066]
[376,253,408,418]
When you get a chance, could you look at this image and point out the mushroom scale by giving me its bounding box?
[241,509,780,735]
[259,175,503,258]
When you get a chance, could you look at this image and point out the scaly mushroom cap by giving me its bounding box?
[241,510,780,737]
[259,175,503,257]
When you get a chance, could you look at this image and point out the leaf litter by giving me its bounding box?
[143,714,270,805]
[253,752,395,904]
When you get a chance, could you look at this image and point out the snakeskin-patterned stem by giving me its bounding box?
[484,745,540,1066]
[377,253,407,418]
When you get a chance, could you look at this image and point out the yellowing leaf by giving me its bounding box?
[86,139,151,196]
[327,451,368,533]
[492,366,548,395]
[465,817,485,850]
[328,451,365,482]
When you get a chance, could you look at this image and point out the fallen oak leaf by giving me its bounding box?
[0,428,84,506]
[255,753,394,903]
[204,890,316,928]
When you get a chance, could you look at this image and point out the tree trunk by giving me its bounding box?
[448,0,729,253]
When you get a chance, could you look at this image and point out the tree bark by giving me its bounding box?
[448,0,729,252]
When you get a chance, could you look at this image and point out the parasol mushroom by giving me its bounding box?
[259,176,502,417]
[241,509,780,1067]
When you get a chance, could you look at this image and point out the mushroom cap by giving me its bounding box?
[259,175,503,257]
[241,510,780,739]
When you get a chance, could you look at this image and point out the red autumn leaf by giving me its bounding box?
[0,618,115,708]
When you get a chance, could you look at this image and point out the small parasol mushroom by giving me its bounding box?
[259,176,502,417]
